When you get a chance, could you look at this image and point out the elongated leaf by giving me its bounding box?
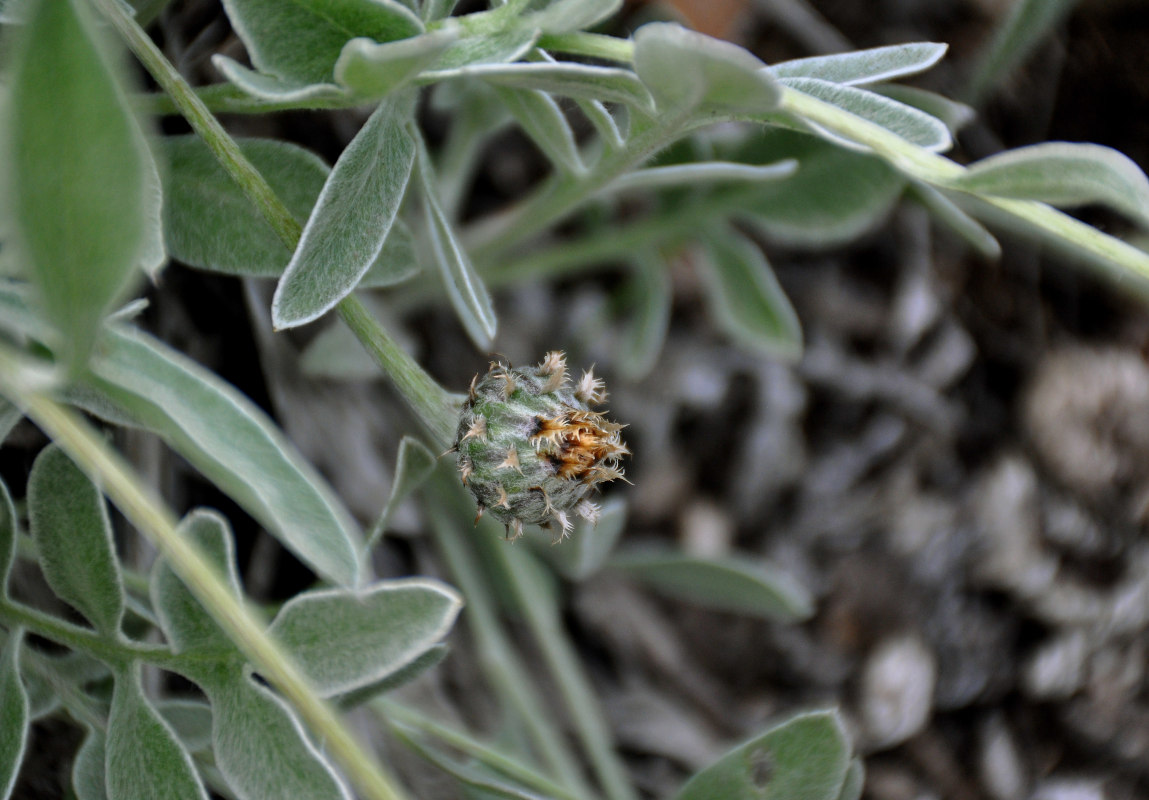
[952,142,1149,227]
[221,0,422,84]
[731,129,904,247]
[493,86,583,174]
[212,56,350,103]
[361,218,420,287]
[617,253,671,380]
[335,29,457,97]
[633,22,780,115]
[0,629,28,800]
[27,445,124,635]
[529,0,620,33]
[366,436,437,549]
[0,479,14,595]
[611,548,813,621]
[910,183,1001,260]
[699,229,801,361]
[273,95,416,328]
[204,670,351,800]
[964,0,1078,106]
[162,136,330,277]
[5,0,147,367]
[771,42,947,86]
[675,710,851,800]
[420,27,539,78]
[467,62,652,109]
[781,77,952,152]
[875,85,974,135]
[152,510,242,655]
[137,140,167,280]
[418,145,497,348]
[72,728,107,800]
[269,579,461,696]
[107,666,208,800]
[90,326,362,586]
[609,160,796,194]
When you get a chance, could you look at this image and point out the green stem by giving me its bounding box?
[538,32,635,63]
[0,349,409,800]
[423,475,597,798]
[778,86,1149,287]
[479,536,638,800]
[375,700,581,800]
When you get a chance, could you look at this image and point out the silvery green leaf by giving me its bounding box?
[539,497,627,581]
[732,129,904,247]
[72,728,107,800]
[781,77,952,152]
[137,138,167,280]
[952,142,1149,227]
[5,0,148,368]
[273,94,416,328]
[220,0,422,84]
[528,0,620,33]
[161,135,331,277]
[875,85,975,135]
[268,578,462,696]
[617,253,671,380]
[106,666,208,800]
[212,56,350,104]
[771,42,947,86]
[27,445,124,636]
[633,22,780,115]
[0,478,14,594]
[418,142,497,348]
[335,28,457,98]
[157,699,214,754]
[836,759,865,800]
[366,436,437,549]
[493,85,584,174]
[577,97,624,151]
[468,62,653,110]
[421,0,457,20]
[965,0,1078,106]
[90,326,362,586]
[608,160,796,193]
[910,183,1001,260]
[299,321,384,380]
[151,510,242,655]
[0,629,28,800]
[337,645,448,707]
[203,669,352,800]
[700,229,802,361]
[611,548,813,621]
[361,217,420,287]
[675,710,851,800]
[420,27,540,79]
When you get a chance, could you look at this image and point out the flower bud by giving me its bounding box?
[455,352,628,542]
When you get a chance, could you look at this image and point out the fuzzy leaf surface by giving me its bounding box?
[334,29,456,97]
[699,230,802,361]
[771,42,947,86]
[273,95,415,328]
[162,136,330,277]
[152,511,243,655]
[633,22,780,115]
[367,436,437,546]
[493,85,583,174]
[0,401,21,448]
[221,0,422,84]
[157,699,215,754]
[781,77,952,152]
[611,548,813,621]
[467,62,653,109]
[0,630,28,800]
[212,56,350,103]
[72,728,106,800]
[27,445,124,635]
[5,0,147,367]
[420,27,539,78]
[203,669,351,800]
[90,326,362,586]
[529,0,620,33]
[106,667,208,800]
[269,579,461,696]
[876,85,975,135]
[0,479,14,594]
[361,218,420,287]
[609,160,796,193]
[675,710,851,800]
[419,147,497,348]
[952,142,1149,227]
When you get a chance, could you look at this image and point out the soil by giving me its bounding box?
[8,1,1149,798]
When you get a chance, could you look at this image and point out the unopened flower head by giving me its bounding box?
[454,352,629,542]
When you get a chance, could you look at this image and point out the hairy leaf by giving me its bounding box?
[493,85,584,174]
[72,728,107,800]
[27,445,124,635]
[366,436,437,548]
[771,42,947,86]
[421,27,539,78]
[0,479,14,595]
[212,56,350,103]
[335,29,456,97]
[0,629,28,800]
[467,62,653,109]
[529,0,620,33]
[273,94,416,328]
